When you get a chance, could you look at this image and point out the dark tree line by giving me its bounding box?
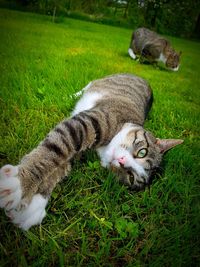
[1,0,200,38]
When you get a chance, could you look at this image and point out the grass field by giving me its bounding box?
[0,8,200,267]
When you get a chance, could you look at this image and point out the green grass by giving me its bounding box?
[0,8,200,267]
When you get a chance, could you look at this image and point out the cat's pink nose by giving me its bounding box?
[118,157,126,166]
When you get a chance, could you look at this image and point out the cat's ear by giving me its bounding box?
[156,139,183,154]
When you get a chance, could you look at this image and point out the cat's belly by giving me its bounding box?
[72,91,104,116]
[71,82,104,116]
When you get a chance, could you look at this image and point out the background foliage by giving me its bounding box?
[0,0,200,38]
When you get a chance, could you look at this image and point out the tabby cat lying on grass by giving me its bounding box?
[0,74,183,230]
[128,27,181,71]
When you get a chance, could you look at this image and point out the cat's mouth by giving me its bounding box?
[109,159,124,169]
[110,163,120,172]
[117,171,148,191]
[110,162,149,191]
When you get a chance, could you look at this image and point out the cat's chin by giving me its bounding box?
[117,173,145,191]
[168,65,180,71]
[171,66,179,71]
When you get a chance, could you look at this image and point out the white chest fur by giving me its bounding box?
[156,53,167,64]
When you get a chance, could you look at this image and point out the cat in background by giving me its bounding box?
[0,74,183,230]
[128,27,181,71]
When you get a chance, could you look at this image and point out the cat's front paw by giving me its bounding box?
[0,164,22,210]
[6,194,48,230]
[97,146,113,168]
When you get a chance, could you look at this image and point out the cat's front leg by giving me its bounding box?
[6,193,48,231]
[0,164,46,230]
[0,162,70,230]
[97,146,114,168]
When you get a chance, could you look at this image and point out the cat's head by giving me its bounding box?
[166,51,182,71]
[105,123,183,191]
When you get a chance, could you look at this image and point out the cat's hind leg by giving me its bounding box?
[70,82,92,98]
[128,48,136,60]
[128,40,138,60]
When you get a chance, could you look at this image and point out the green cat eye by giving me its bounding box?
[137,148,148,158]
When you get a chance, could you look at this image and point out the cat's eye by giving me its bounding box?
[136,148,148,158]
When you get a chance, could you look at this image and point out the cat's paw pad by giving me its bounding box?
[7,194,48,230]
[0,164,22,210]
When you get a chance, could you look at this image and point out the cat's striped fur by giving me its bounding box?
[128,27,181,71]
[0,74,183,230]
